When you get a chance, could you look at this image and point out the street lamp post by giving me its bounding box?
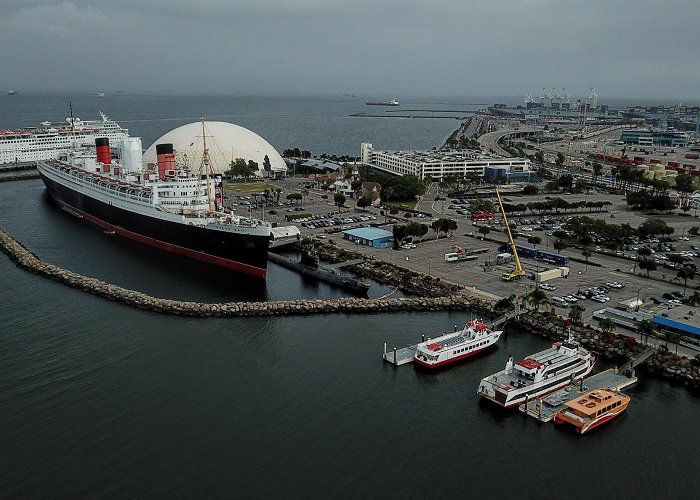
[635,286,642,312]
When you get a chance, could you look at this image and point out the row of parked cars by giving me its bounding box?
[543,281,625,308]
[300,214,377,231]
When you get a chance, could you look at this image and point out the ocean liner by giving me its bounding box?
[0,112,129,166]
[37,125,273,279]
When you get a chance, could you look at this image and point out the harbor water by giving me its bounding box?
[1,94,699,499]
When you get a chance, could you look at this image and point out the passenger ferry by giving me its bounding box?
[414,320,503,369]
[553,388,630,434]
[0,112,129,165]
[477,338,596,408]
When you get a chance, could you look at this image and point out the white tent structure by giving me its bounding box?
[143,121,287,177]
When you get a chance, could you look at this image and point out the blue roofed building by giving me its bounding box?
[342,227,394,249]
[651,310,700,352]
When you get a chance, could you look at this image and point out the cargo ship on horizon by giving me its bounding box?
[366,98,399,106]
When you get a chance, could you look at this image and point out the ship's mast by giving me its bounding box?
[69,101,76,149]
[200,117,214,212]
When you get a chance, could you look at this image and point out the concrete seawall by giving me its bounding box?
[0,228,492,317]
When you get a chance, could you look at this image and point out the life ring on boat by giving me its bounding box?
[586,402,595,408]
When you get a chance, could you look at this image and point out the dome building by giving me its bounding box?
[143,121,287,177]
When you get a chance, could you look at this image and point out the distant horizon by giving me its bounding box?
[4,90,700,107]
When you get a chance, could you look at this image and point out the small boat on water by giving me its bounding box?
[553,388,630,434]
[414,320,503,369]
[98,92,106,98]
[8,90,17,95]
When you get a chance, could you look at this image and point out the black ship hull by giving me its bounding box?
[39,172,270,279]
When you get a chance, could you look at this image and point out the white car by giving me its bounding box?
[591,295,608,303]
[668,299,683,306]
[564,295,578,303]
[539,283,557,290]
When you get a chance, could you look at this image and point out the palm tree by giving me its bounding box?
[478,226,490,240]
[598,318,616,334]
[592,162,603,187]
[677,267,696,296]
[568,307,582,325]
[636,319,656,345]
[526,289,549,312]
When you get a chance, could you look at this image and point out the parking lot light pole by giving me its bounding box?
[635,286,642,312]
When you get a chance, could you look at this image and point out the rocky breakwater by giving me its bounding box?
[0,228,494,317]
[0,173,40,183]
[514,311,700,389]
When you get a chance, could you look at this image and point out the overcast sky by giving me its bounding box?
[1,0,698,100]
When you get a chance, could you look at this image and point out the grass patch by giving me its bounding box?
[385,199,418,210]
[224,182,278,194]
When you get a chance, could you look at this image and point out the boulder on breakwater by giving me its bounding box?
[0,228,496,318]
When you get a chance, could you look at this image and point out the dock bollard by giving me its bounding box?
[421,334,425,342]
[393,347,397,366]
[383,342,387,357]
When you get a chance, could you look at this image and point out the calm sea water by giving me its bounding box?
[1,94,699,499]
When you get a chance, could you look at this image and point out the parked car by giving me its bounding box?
[539,283,557,291]
[591,295,610,303]
[564,295,578,303]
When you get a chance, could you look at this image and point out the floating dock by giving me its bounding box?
[519,368,637,422]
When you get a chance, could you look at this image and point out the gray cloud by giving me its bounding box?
[1,0,698,100]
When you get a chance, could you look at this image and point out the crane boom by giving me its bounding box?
[495,187,525,281]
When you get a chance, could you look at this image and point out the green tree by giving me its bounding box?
[592,162,603,187]
[356,196,371,211]
[526,288,549,312]
[528,236,542,248]
[229,157,251,178]
[689,227,699,237]
[554,239,568,254]
[334,193,346,212]
[678,267,696,296]
[286,192,302,204]
[262,155,272,177]
[568,307,582,325]
[523,184,539,195]
[598,318,616,334]
[478,226,490,239]
[636,319,656,345]
[638,258,657,277]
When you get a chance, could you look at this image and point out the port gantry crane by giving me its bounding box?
[495,187,526,281]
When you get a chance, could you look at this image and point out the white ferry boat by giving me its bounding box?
[414,320,503,369]
[0,112,129,165]
[477,338,596,408]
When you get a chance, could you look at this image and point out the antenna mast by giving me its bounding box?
[200,116,214,212]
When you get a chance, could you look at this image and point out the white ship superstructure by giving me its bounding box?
[0,112,129,165]
[477,338,596,408]
[37,133,274,279]
[414,320,503,369]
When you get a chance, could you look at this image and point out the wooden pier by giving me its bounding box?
[519,368,637,422]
